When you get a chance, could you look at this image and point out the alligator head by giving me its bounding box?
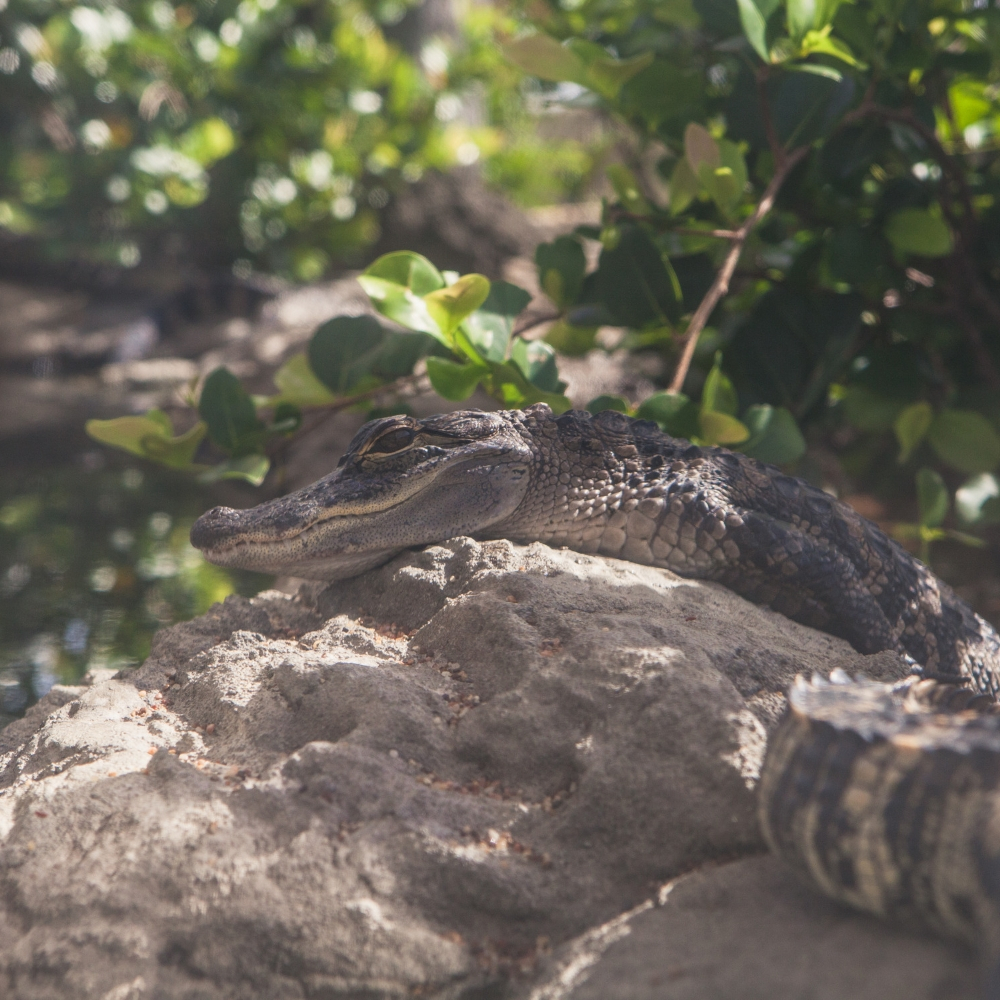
[189,409,533,579]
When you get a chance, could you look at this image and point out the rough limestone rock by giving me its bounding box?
[0,539,979,999]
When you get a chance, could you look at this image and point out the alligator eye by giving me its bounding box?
[367,426,415,455]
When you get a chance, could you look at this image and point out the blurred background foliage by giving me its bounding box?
[0,0,596,280]
[3,0,1000,706]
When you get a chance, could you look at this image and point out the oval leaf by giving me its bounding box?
[893,401,933,463]
[424,274,491,339]
[362,251,444,295]
[702,356,739,416]
[586,395,631,415]
[272,353,337,407]
[198,367,266,456]
[535,237,586,309]
[927,410,1000,474]
[425,357,486,401]
[511,338,565,392]
[739,405,807,464]
[463,280,532,362]
[636,392,700,439]
[916,467,949,528]
[356,275,443,340]
[503,34,587,85]
[87,414,173,459]
[884,209,953,258]
[699,409,750,445]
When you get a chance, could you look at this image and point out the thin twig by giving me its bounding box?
[667,146,809,395]
[669,227,740,240]
[513,311,562,338]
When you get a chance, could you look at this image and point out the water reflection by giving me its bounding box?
[0,453,271,728]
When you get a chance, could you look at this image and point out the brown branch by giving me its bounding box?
[667,146,810,395]
[513,311,562,338]
[669,227,740,240]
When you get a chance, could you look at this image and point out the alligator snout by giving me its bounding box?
[189,505,244,552]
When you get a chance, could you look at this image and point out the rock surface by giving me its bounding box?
[0,539,981,998]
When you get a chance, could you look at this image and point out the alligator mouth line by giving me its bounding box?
[196,492,417,564]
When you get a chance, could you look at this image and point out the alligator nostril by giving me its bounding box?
[190,506,240,550]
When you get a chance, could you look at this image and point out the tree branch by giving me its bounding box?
[667,145,809,395]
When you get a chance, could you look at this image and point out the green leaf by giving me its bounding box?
[699,410,750,445]
[357,276,443,340]
[503,34,587,85]
[424,274,491,341]
[948,80,992,134]
[841,386,905,432]
[425,357,487,401]
[272,353,337,407]
[139,420,208,469]
[669,158,700,216]
[955,473,1000,526]
[198,367,266,456]
[358,252,449,341]
[362,251,445,295]
[198,455,271,487]
[536,237,586,309]
[607,164,651,214]
[511,339,565,393]
[592,225,682,327]
[544,320,598,356]
[927,410,1000,474]
[702,356,739,416]
[735,0,776,61]
[86,412,207,469]
[86,414,173,459]
[787,0,849,41]
[702,140,748,215]
[463,281,532,363]
[570,42,654,100]
[587,395,631,414]
[798,27,865,67]
[884,209,953,258]
[893,402,933,463]
[481,359,572,412]
[739,405,807,464]
[916,467,949,528]
[309,316,429,393]
[636,392,700,439]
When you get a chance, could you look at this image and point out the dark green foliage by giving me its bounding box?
[84,0,1000,559]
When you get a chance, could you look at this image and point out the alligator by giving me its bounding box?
[190,403,1000,951]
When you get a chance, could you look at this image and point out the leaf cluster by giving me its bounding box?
[84,0,1000,564]
[0,0,587,278]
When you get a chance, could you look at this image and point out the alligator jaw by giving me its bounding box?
[189,409,534,579]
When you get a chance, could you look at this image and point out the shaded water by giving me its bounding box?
[0,448,271,728]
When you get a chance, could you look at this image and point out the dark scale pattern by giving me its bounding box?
[758,677,1000,951]
[497,406,1000,691]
